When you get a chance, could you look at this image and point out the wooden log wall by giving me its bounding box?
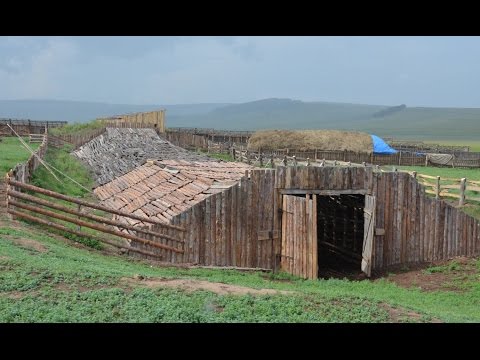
[164,131,209,150]
[371,171,480,271]
[132,166,480,272]
[98,110,166,133]
[143,170,277,268]
[276,166,373,191]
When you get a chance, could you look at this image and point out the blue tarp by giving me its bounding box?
[371,134,398,154]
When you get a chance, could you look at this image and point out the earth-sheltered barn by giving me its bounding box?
[247,129,397,155]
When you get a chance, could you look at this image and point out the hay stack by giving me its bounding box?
[247,129,373,153]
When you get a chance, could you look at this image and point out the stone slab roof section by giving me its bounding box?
[93,159,254,228]
[73,128,211,186]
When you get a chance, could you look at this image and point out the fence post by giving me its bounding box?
[343,149,347,162]
[282,156,287,166]
[376,165,380,172]
[232,147,236,161]
[259,153,263,167]
[306,158,310,166]
[246,150,251,165]
[315,149,318,160]
[77,202,82,231]
[436,176,440,200]
[293,156,297,168]
[270,154,274,168]
[459,178,466,206]
[398,151,402,165]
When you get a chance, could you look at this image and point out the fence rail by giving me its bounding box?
[5,177,185,259]
[401,172,480,206]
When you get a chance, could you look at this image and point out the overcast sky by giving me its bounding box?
[1,36,480,107]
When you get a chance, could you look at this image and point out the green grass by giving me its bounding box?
[0,137,41,174]
[389,166,480,219]
[388,166,480,181]
[422,140,480,152]
[205,152,235,162]
[30,144,94,197]
[49,120,104,136]
[1,223,480,322]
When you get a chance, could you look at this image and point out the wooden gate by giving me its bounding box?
[281,194,317,279]
[362,194,375,277]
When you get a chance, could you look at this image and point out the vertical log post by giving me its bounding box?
[293,156,297,168]
[459,178,466,206]
[436,176,440,200]
[282,156,287,166]
[306,157,310,167]
[270,154,275,168]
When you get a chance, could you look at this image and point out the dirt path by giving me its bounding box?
[121,276,294,296]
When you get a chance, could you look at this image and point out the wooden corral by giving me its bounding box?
[129,166,480,279]
[0,119,66,136]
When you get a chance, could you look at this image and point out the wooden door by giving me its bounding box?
[362,194,376,277]
[281,194,317,279]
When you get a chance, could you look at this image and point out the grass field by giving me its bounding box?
[30,144,94,198]
[2,136,480,323]
[49,120,104,136]
[0,137,40,174]
[422,140,480,152]
[0,220,479,322]
[385,166,480,219]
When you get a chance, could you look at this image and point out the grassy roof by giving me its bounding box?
[247,129,373,153]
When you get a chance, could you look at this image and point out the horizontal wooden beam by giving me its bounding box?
[7,209,163,259]
[8,190,184,244]
[9,199,184,253]
[280,189,368,196]
[6,178,185,232]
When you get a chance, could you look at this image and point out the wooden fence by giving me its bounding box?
[387,140,470,153]
[55,127,107,149]
[98,110,166,133]
[0,119,66,136]
[405,172,480,206]
[5,178,185,260]
[8,128,49,184]
[371,171,480,270]
[54,122,166,150]
[134,170,278,269]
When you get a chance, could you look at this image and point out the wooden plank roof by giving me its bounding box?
[94,160,254,227]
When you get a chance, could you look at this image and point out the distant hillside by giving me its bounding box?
[2,98,480,141]
[168,99,480,141]
[0,100,229,123]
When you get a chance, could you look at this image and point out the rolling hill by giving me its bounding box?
[1,98,480,141]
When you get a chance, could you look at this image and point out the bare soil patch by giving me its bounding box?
[382,257,478,293]
[121,277,293,296]
[12,238,48,253]
[379,303,441,323]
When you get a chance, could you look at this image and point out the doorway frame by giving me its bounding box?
[280,188,374,279]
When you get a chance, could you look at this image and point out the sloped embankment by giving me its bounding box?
[73,128,211,186]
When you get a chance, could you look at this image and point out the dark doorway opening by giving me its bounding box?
[317,194,365,279]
